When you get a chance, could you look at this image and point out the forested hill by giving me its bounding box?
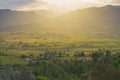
[54,5,120,26]
[51,5,120,33]
[0,9,53,31]
[0,5,120,32]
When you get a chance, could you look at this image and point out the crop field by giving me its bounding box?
[0,32,120,65]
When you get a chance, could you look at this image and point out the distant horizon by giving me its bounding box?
[0,4,120,13]
[0,0,120,13]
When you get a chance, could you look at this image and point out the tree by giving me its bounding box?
[21,54,27,59]
[106,50,111,56]
[89,63,120,80]
[74,51,85,57]
[81,51,85,57]
[36,76,48,80]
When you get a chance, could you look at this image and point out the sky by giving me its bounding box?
[0,0,120,12]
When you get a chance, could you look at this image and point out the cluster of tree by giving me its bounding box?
[0,49,120,80]
[0,52,8,56]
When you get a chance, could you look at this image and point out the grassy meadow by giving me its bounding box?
[0,32,120,65]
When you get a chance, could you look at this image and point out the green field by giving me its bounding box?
[0,32,120,65]
[0,32,120,80]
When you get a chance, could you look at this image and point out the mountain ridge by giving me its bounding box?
[0,5,120,33]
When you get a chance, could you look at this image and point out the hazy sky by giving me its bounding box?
[0,0,120,12]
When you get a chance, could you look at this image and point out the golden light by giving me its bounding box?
[47,0,83,11]
[18,0,105,11]
[46,0,104,12]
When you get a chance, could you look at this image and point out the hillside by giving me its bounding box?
[0,5,120,33]
[50,5,120,34]
[0,9,53,31]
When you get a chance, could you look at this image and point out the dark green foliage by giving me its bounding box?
[74,51,85,57]
[0,50,120,80]
[36,76,48,80]
[89,63,120,80]
[21,54,27,59]
[0,67,36,80]
[106,50,111,56]
[0,52,8,56]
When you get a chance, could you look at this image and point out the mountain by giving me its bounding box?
[0,9,53,31]
[0,5,120,33]
[56,5,120,25]
[49,5,120,34]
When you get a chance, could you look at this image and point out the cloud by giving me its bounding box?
[0,0,120,10]
[18,0,50,10]
[0,0,32,9]
[99,0,120,4]
[0,0,48,10]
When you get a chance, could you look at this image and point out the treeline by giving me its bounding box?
[0,49,120,80]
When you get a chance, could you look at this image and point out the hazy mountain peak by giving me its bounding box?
[0,5,120,32]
